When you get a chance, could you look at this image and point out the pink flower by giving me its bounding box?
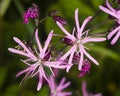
[99,0,120,44]
[49,75,72,96]
[8,29,66,91]
[23,3,39,24]
[56,8,106,72]
[82,81,102,96]
[79,59,90,77]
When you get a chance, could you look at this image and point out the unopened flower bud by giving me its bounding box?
[53,15,67,26]
[48,10,59,17]
[61,37,74,45]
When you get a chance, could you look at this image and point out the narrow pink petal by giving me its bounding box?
[56,22,76,41]
[111,31,120,45]
[82,47,99,65]
[68,46,76,64]
[8,48,29,57]
[57,92,72,96]
[58,82,71,91]
[80,16,92,37]
[58,77,66,87]
[67,46,76,72]
[60,45,76,61]
[13,37,37,60]
[45,61,66,69]
[75,8,81,37]
[19,71,32,86]
[107,26,120,40]
[35,29,42,52]
[82,81,88,96]
[37,69,43,91]
[41,30,53,58]
[78,46,84,70]
[106,0,116,12]
[83,37,106,43]
[16,66,33,77]
[49,76,56,91]
[99,6,119,19]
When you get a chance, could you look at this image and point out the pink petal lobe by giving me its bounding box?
[99,6,118,19]
[56,22,75,41]
[82,47,99,65]
[111,31,120,45]
[35,29,42,52]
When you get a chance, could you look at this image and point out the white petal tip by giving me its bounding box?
[13,37,17,40]
[75,8,79,11]
[37,87,41,91]
[8,48,13,52]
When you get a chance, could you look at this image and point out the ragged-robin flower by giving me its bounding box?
[82,81,102,96]
[56,8,106,72]
[8,29,66,91]
[23,3,39,24]
[99,0,120,44]
[49,75,72,96]
[79,59,90,77]
[72,53,91,77]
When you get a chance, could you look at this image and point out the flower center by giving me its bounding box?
[36,59,43,66]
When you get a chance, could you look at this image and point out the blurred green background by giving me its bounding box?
[0,0,120,96]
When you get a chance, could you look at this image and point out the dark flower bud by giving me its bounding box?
[79,59,90,77]
[48,10,60,17]
[53,15,67,26]
[61,37,74,45]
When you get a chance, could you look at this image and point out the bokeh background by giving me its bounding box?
[0,0,120,96]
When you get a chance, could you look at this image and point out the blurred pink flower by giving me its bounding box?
[79,59,90,77]
[23,3,39,24]
[49,75,72,96]
[8,29,66,91]
[82,81,102,96]
[56,8,106,72]
[99,0,120,44]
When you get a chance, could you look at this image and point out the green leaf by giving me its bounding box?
[91,0,103,9]
[59,0,94,16]
[89,45,120,61]
[0,0,11,17]
[3,84,19,96]
[0,67,7,88]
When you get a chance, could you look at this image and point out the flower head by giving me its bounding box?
[56,8,106,72]
[79,59,90,77]
[23,3,39,24]
[49,75,72,96]
[8,29,66,91]
[99,0,120,44]
[82,81,102,96]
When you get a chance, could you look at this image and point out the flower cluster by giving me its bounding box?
[8,0,120,95]
[99,0,120,44]
[23,3,39,24]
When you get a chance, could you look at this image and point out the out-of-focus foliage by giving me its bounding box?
[0,0,120,96]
